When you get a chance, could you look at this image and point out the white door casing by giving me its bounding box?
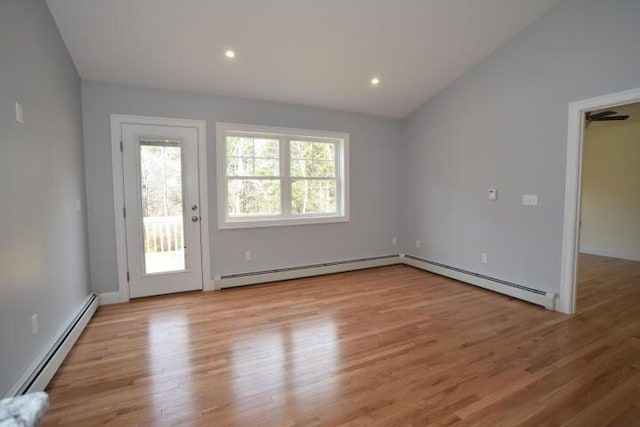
[560,88,640,314]
[111,115,212,302]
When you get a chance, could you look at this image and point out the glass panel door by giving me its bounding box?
[122,123,203,298]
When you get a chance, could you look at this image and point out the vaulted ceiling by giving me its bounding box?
[46,0,560,118]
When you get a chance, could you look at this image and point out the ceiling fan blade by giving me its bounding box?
[594,115,630,121]
[587,110,619,120]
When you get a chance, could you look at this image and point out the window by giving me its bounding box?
[216,123,349,228]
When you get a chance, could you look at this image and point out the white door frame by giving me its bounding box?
[559,88,640,314]
[111,114,213,303]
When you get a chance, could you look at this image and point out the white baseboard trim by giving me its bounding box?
[4,293,98,398]
[99,252,557,312]
[215,255,402,289]
[204,280,216,292]
[401,254,556,310]
[98,291,121,305]
[579,246,640,262]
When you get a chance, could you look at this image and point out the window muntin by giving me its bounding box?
[290,140,337,215]
[225,136,281,217]
[217,124,348,228]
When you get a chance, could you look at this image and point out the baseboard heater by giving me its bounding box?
[6,293,99,397]
[215,254,555,310]
[215,255,401,289]
[401,254,555,310]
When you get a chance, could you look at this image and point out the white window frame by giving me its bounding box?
[216,123,350,229]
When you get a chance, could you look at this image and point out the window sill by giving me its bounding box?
[218,214,350,230]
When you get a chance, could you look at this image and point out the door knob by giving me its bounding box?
[191,205,198,211]
[191,216,199,222]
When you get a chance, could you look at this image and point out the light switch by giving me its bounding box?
[15,102,24,123]
[522,194,538,206]
[488,189,497,201]
[31,315,38,335]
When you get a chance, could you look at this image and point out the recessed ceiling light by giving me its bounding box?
[371,77,380,86]
[225,50,236,59]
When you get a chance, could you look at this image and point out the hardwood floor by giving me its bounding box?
[43,255,640,426]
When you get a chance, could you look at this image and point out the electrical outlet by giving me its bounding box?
[416,240,421,249]
[392,237,397,246]
[244,251,252,261]
[31,315,38,335]
[481,253,488,264]
[522,194,538,206]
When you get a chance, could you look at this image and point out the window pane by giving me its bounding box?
[226,157,254,176]
[226,136,254,157]
[254,138,279,158]
[140,142,186,274]
[226,136,279,177]
[290,159,335,178]
[228,179,281,217]
[291,179,336,215]
[290,140,336,178]
[291,141,335,161]
[254,158,279,176]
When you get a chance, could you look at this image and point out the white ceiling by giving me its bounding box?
[46,0,560,118]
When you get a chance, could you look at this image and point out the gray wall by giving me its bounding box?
[402,0,640,295]
[81,81,403,294]
[0,0,90,396]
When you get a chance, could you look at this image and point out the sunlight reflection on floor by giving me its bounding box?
[231,316,339,422]
[147,312,194,422]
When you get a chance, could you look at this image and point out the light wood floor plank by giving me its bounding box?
[42,254,640,425]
